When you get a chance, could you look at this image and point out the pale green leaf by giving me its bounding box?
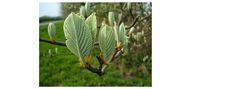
[122,36,129,56]
[80,6,86,17]
[118,23,126,44]
[48,23,56,41]
[113,22,119,42]
[85,2,91,15]
[85,13,97,43]
[118,13,122,24]
[108,12,115,26]
[99,24,116,61]
[118,23,129,55]
[63,12,93,62]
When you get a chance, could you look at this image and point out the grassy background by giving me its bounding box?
[39,21,151,86]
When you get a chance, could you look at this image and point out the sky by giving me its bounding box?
[39,3,61,17]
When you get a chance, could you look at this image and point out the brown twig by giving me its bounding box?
[84,50,122,76]
[85,63,104,76]
[126,13,151,29]
[40,38,99,47]
[129,8,135,20]
[126,16,140,29]
[101,50,122,73]
[39,38,66,46]
[120,3,126,13]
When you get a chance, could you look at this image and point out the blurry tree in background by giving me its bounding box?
[61,2,152,78]
[61,3,84,18]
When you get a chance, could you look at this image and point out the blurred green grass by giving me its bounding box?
[39,21,151,86]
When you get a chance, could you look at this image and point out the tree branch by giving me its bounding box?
[120,3,125,13]
[101,50,122,73]
[40,38,66,46]
[126,13,151,29]
[129,8,135,20]
[85,63,104,76]
[40,38,99,47]
[126,16,140,29]
[83,50,122,76]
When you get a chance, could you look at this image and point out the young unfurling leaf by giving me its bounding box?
[99,24,116,62]
[85,2,91,16]
[118,23,126,45]
[118,23,129,55]
[118,13,122,24]
[108,12,115,26]
[122,36,129,56]
[48,23,56,42]
[85,13,97,45]
[113,22,119,42]
[80,6,86,17]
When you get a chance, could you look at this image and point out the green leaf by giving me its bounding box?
[122,36,129,56]
[85,13,97,44]
[118,23,129,55]
[108,12,115,26]
[80,6,86,17]
[113,22,119,42]
[63,12,93,62]
[48,23,56,41]
[118,23,126,44]
[118,13,122,24]
[99,24,116,61]
[85,2,91,15]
